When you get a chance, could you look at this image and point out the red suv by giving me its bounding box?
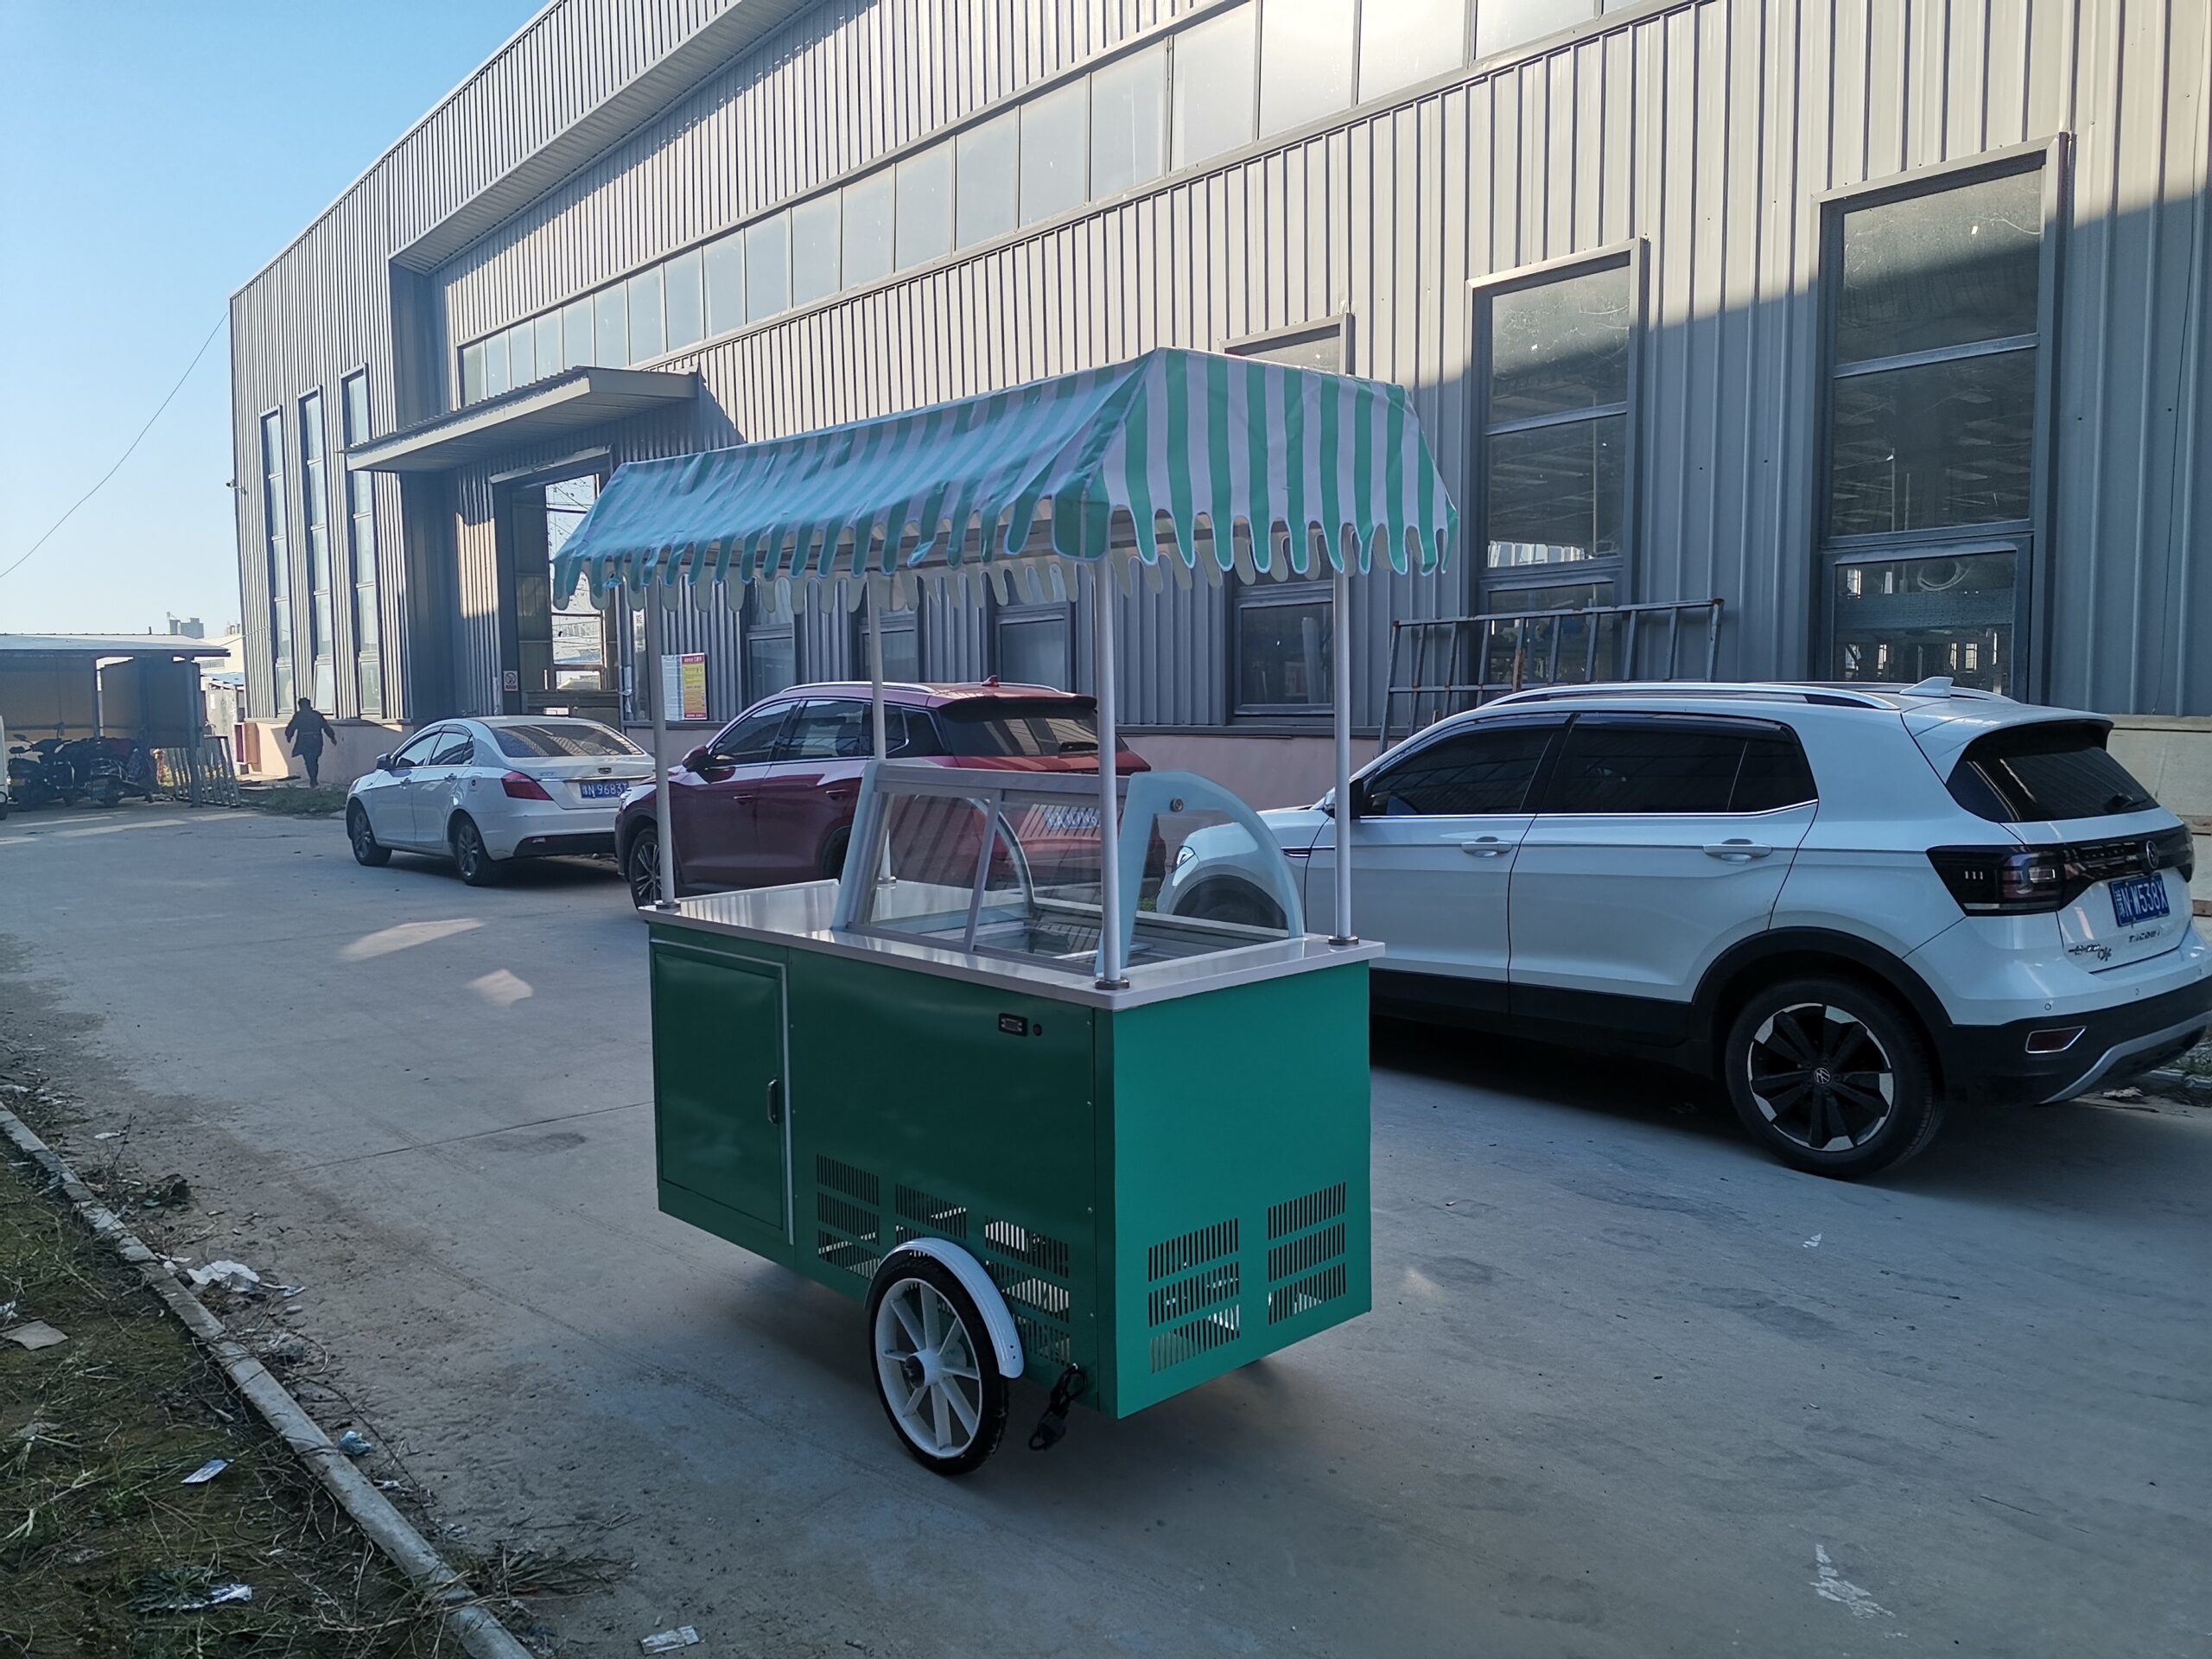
[616,682,1148,904]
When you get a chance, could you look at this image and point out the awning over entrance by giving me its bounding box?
[555,348,1458,607]
[346,367,699,474]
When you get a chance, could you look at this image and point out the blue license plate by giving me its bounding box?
[580,780,629,800]
[2110,873,2171,926]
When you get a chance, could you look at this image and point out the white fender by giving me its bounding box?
[879,1239,1025,1380]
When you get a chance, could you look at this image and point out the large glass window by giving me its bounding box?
[506,320,537,388]
[561,296,594,370]
[461,341,486,404]
[1478,258,1633,602]
[594,285,629,367]
[1259,0,1355,137]
[259,410,293,710]
[1090,44,1166,200]
[1477,0,1593,61]
[664,248,704,350]
[747,212,791,321]
[1823,162,2045,695]
[745,599,800,706]
[1359,0,1467,99]
[297,392,334,709]
[340,372,381,718]
[855,607,921,683]
[895,147,953,270]
[995,607,1071,689]
[705,234,745,335]
[628,266,666,361]
[1020,79,1089,226]
[842,171,896,289]
[534,310,563,377]
[791,194,842,308]
[957,111,1019,247]
[482,332,511,397]
[1173,5,1256,169]
[537,476,610,699]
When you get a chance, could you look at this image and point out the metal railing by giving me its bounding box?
[149,739,243,807]
[1381,598,1725,749]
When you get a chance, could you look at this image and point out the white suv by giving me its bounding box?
[1161,682,2211,1177]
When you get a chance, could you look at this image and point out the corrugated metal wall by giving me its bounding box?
[235,0,2212,729]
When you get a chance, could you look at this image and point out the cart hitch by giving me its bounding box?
[1028,1365,1089,1452]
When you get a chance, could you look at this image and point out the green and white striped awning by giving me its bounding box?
[554,347,1456,611]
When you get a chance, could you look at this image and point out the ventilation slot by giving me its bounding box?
[893,1183,968,1243]
[1149,1305,1242,1373]
[1268,1183,1345,1241]
[1267,1264,1348,1325]
[1147,1219,1238,1283]
[814,1154,882,1281]
[1147,1262,1240,1329]
[984,1217,1071,1279]
[1267,1223,1345,1285]
[976,1216,1075,1371]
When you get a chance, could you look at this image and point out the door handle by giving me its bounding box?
[1446,836,1512,857]
[1702,840,1775,861]
[766,1078,783,1127]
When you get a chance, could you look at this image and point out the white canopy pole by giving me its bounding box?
[866,573,888,761]
[646,579,677,911]
[1331,556,1356,944]
[1093,561,1125,989]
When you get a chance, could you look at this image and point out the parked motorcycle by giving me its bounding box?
[5,741,74,810]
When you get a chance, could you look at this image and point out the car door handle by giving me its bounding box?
[1702,840,1775,861]
[1446,836,1513,857]
[766,1078,783,1128]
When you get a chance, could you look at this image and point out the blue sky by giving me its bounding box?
[0,1,538,634]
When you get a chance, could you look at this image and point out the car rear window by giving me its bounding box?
[492,722,641,760]
[927,699,1132,758]
[1947,721,2158,823]
[1545,718,1817,815]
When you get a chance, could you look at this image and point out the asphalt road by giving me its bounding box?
[2,802,2206,1657]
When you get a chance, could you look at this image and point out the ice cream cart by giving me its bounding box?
[556,348,1457,1473]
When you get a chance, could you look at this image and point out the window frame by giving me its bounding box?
[257,405,295,714]
[339,368,383,718]
[1811,138,2067,702]
[992,602,1075,690]
[1467,239,1645,619]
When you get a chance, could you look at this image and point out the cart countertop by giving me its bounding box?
[650,882,1382,1009]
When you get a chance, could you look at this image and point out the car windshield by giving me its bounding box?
[931,699,1129,758]
[492,722,641,760]
[1948,721,2158,822]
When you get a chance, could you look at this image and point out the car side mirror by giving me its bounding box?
[679,745,714,772]
[373,753,394,772]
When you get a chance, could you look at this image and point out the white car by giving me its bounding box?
[346,715,651,886]
[1161,680,2211,1177]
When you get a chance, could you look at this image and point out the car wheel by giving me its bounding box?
[346,804,391,867]
[1722,976,1942,1179]
[865,1254,1010,1477]
[451,815,503,887]
[820,828,851,880]
[626,826,663,907]
[1183,879,1285,931]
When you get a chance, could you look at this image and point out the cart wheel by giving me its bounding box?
[866,1255,1009,1476]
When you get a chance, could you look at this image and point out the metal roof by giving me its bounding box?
[345,367,698,474]
[0,635,233,659]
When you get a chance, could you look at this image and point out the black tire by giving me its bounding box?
[450,815,503,887]
[864,1253,1010,1477]
[820,827,851,880]
[1182,879,1285,931]
[92,778,123,808]
[1722,976,1943,1179]
[346,804,391,867]
[626,827,663,907]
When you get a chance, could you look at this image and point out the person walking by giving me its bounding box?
[283,697,338,787]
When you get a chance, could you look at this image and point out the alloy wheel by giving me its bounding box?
[1745,1002,1897,1153]
[628,836,661,906]
[872,1276,985,1461]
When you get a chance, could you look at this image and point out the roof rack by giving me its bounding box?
[1484,682,1898,711]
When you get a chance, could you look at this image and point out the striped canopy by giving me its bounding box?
[554,347,1457,610]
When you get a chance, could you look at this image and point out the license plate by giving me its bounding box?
[2109,873,2171,926]
[580,780,629,800]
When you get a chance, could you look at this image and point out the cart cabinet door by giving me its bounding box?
[652,945,788,1235]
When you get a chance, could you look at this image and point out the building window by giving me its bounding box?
[1019,78,1089,225]
[482,331,511,397]
[297,391,335,709]
[854,606,920,683]
[995,606,1071,690]
[705,234,745,336]
[957,111,1019,247]
[1358,0,1467,99]
[1227,320,1348,716]
[842,170,896,290]
[340,372,382,718]
[1260,0,1355,138]
[744,592,800,707]
[1173,4,1257,169]
[561,296,594,371]
[1090,44,1166,199]
[791,194,841,308]
[594,284,629,368]
[628,265,666,361]
[1477,0,1596,61]
[1822,161,2046,695]
[534,310,563,376]
[746,212,791,321]
[895,147,953,271]
[259,410,293,711]
[507,317,537,387]
[1475,252,1635,623]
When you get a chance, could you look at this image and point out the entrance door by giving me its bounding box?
[511,474,620,721]
[652,946,787,1234]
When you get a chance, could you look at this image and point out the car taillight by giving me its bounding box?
[501,771,553,800]
[1927,846,2087,914]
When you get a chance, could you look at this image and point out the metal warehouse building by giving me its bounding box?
[229,0,2212,802]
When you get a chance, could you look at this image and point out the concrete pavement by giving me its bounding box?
[1,803,2206,1656]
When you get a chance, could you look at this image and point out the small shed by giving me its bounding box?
[0,635,232,747]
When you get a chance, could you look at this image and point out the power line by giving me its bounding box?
[0,309,229,585]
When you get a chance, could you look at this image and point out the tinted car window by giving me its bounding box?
[429,734,476,767]
[1365,723,1556,817]
[935,698,1131,757]
[782,700,870,760]
[493,721,641,760]
[1547,718,1791,815]
[392,730,443,766]
[709,703,791,765]
[1948,721,2158,822]
[1730,734,1820,812]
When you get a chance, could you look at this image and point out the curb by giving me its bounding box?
[0,1106,536,1659]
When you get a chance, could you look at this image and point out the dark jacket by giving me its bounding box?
[283,708,336,756]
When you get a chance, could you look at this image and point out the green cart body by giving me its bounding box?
[649,763,1378,1434]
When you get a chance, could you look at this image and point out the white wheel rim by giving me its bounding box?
[874,1277,984,1459]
